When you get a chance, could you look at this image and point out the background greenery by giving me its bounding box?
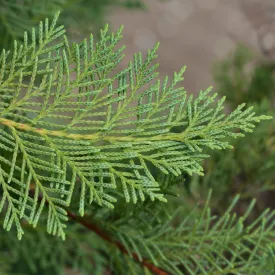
[185,45,275,215]
[0,0,146,50]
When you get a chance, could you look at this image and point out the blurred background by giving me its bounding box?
[107,0,275,93]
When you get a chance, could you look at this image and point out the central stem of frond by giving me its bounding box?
[0,118,183,142]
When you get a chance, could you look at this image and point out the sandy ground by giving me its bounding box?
[105,0,275,94]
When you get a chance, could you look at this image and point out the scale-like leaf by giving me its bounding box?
[0,12,271,238]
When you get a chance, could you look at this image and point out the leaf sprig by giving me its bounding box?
[0,12,272,239]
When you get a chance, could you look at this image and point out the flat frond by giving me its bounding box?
[0,12,271,238]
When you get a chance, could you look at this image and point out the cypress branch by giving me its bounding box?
[0,11,274,274]
[67,211,169,275]
[0,10,272,239]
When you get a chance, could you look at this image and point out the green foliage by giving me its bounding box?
[0,13,274,275]
[213,45,275,106]
[0,222,107,275]
[107,193,275,275]
[2,191,275,274]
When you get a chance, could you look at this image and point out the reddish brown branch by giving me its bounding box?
[67,210,169,275]
[29,187,169,274]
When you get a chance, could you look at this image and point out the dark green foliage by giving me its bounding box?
[2,191,275,275]
[213,45,275,106]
